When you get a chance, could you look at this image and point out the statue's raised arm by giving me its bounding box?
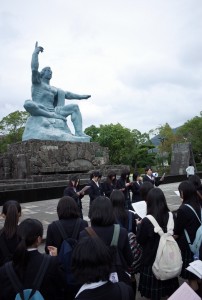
[22,41,91,142]
[31,42,44,71]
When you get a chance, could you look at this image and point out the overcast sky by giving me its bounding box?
[0,0,201,135]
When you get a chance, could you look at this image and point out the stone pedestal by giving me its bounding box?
[170,142,196,175]
[0,140,109,179]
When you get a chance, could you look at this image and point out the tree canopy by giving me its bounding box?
[0,111,29,153]
[85,123,155,167]
[176,115,202,162]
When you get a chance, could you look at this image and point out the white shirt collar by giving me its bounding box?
[27,248,38,251]
[75,281,108,297]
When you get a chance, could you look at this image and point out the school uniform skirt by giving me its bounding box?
[138,265,179,300]
[180,249,198,280]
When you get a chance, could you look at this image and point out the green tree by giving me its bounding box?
[84,125,100,142]
[130,129,155,169]
[85,123,155,167]
[176,115,202,162]
[0,110,29,153]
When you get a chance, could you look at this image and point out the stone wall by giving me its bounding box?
[0,140,109,179]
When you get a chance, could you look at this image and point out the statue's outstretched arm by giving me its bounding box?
[31,41,44,71]
[65,91,91,100]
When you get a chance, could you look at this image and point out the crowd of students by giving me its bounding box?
[0,170,202,299]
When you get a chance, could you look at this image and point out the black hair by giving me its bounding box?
[140,182,154,201]
[1,200,21,239]
[106,171,117,184]
[90,171,101,180]
[178,181,200,212]
[71,236,112,284]
[147,188,169,228]
[133,172,139,181]
[110,190,128,224]
[188,175,202,190]
[57,196,80,219]
[13,218,43,278]
[145,166,152,173]
[89,196,115,226]
[120,169,130,182]
[68,175,80,187]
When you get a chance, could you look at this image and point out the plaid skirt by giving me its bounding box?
[138,265,179,300]
[180,249,198,280]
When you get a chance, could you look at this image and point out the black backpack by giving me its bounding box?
[5,255,51,300]
[54,219,82,285]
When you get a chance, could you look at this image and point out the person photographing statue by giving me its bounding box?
[23,42,91,141]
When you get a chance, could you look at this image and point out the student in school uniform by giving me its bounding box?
[131,172,143,203]
[0,200,21,267]
[45,196,88,254]
[79,196,134,286]
[72,236,134,300]
[63,175,85,218]
[88,171,103,205]
[174,181,202,295]
[0,218,66,300]
[137,188,179,299]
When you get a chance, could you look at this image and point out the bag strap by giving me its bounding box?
[85,225,120,247]
[5,262,24,298]
[184,204,202,223]
[128,212,132,232]
[54,221,67,240]
[166,212,174,234]
[110,224,120,246]
[184,204,202,248]
[32,254,51,291]
[55,218,81,240]
[71,219,82,239]
[184,229,191,245]
[146,215,164,236]
[146,212,174,236]
[5,255,51,300]
[85,227,98,237]
[197,191,202,201]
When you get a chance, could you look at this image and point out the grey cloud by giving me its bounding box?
[119,65,201,90]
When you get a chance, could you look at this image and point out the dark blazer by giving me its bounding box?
[63,187,84,218]
[131,181,142,202]
[0,251,66,300]
[116,178,130,200]
[45,217,88,253]
[174,204,202,253]
[102,180,116,198]
[88,180,103,204]
[75,281,134,299]
[79,225,134,268]
[0,231,19,267]
[143,175,161,187]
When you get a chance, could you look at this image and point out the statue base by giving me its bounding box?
[0,140,109,179]
[22,116,90,142]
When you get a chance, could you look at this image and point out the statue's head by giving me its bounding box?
[40,67,52,80]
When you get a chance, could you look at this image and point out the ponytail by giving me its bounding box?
[13,218,43,275]
[1,200,21,238]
